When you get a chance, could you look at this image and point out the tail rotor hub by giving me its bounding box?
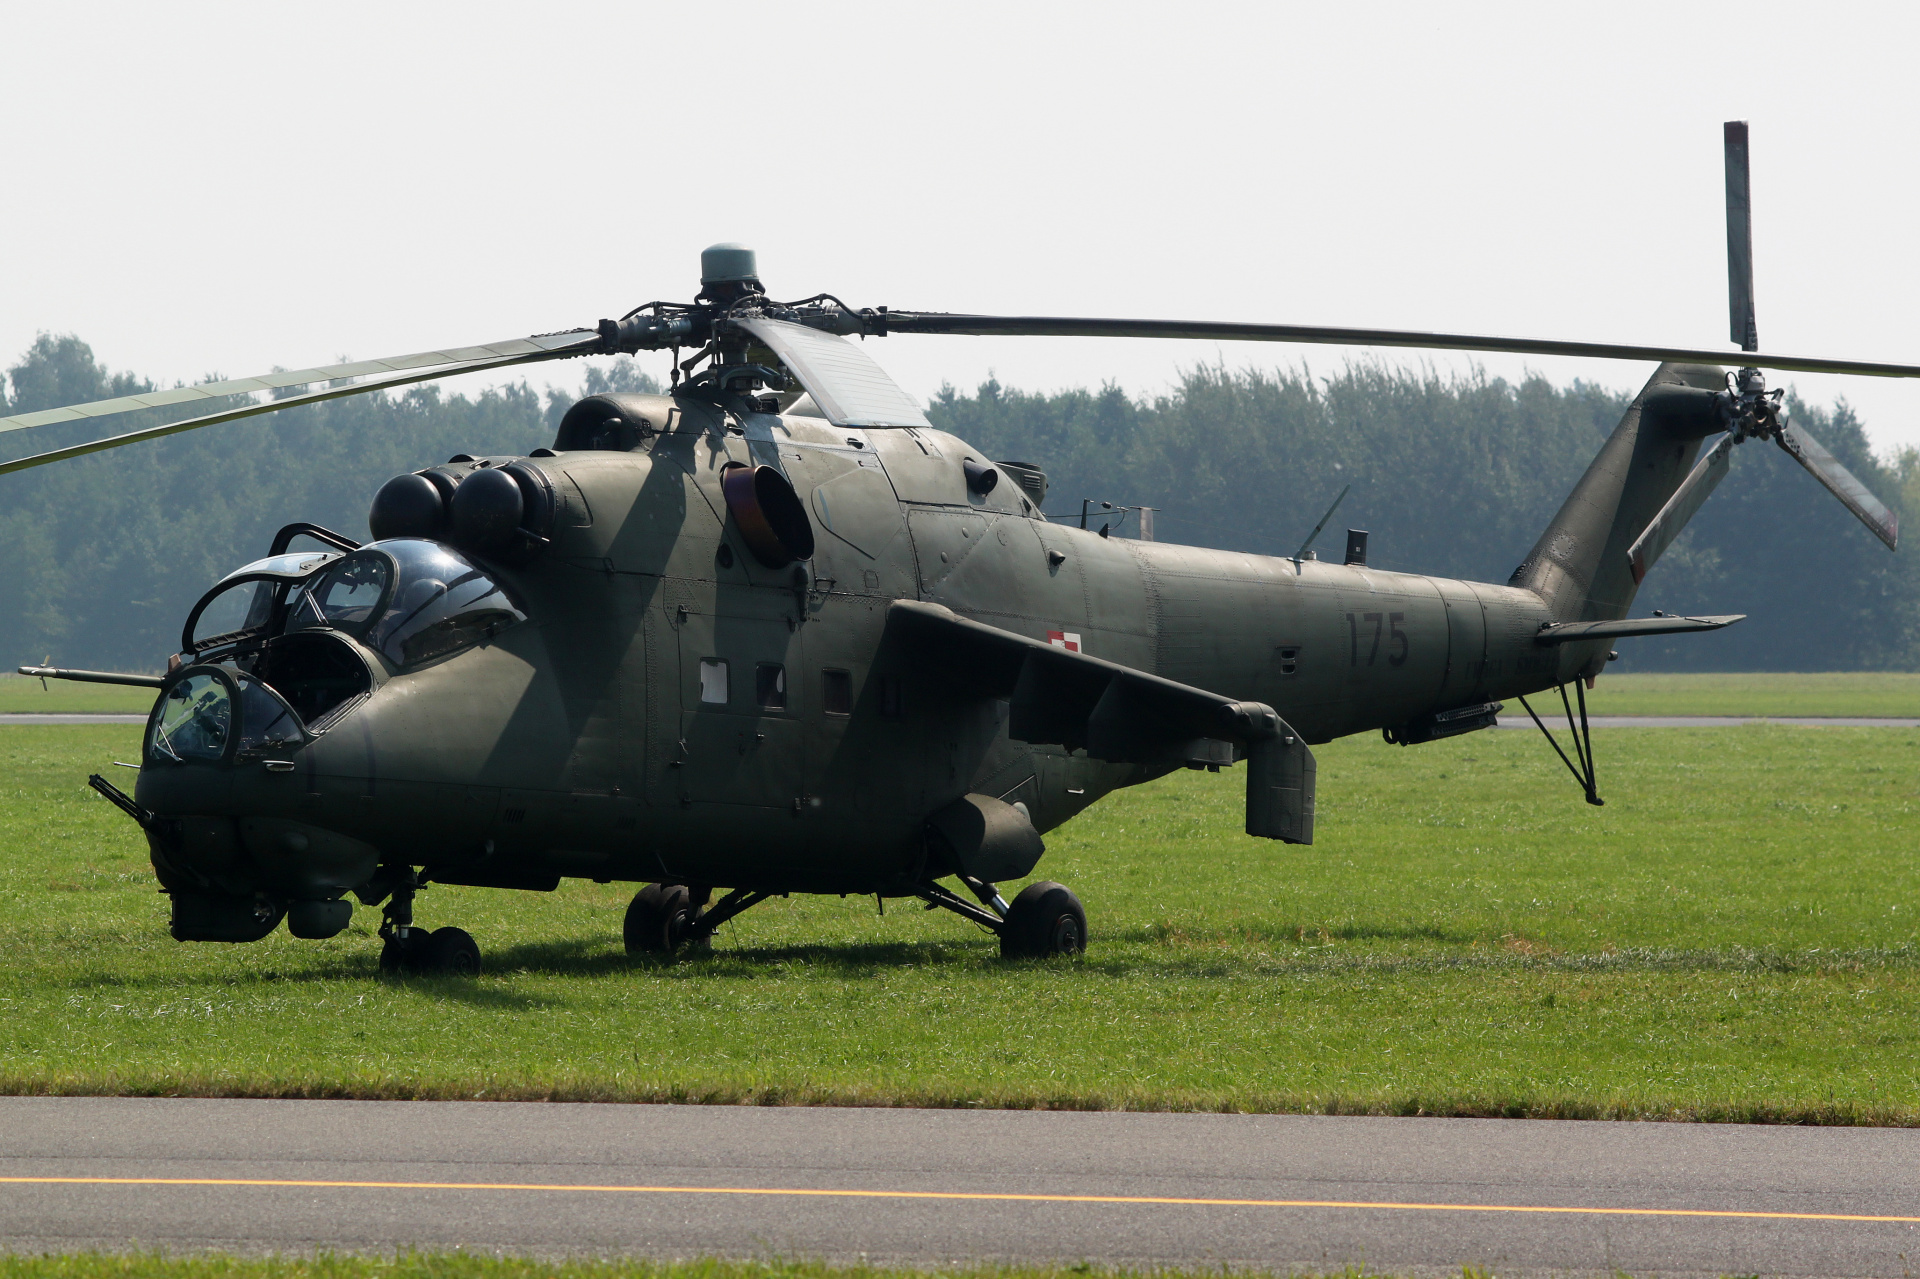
[1717,366,1788,442]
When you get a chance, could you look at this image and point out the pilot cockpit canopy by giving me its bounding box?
[287,538,526,667]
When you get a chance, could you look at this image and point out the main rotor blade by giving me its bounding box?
[1627,433,1735,584]
[0,351,545,478]
[1725,120,1758,353]
[1774,422,1900,550]
[0,330,598,437]
[876,313,1920,379]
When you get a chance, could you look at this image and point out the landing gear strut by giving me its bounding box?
[624,883,775,954]
[1518,679,1605,807]
[621,878,1088,960]
[376,874,481,976]
[917,876,1088,959]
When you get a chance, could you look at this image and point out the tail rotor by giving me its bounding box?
[1630,122,1897,582]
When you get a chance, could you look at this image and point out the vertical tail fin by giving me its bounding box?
[1511,363,1727,621]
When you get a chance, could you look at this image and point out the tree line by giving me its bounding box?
[3,335,1914,672]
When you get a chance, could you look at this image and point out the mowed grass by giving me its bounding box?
[4,718,1920,1121]
[0,674,157,714]
[1587,671,1920,717]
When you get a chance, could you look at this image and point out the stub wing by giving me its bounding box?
[887,600,1315,843]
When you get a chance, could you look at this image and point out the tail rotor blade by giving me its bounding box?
[1725,121,1758,353]
[1627,433,1735,584]
[1775,422,1899,550]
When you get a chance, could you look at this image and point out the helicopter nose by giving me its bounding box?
[134,747,237,820]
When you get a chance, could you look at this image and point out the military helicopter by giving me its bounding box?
[5,123,1910,974]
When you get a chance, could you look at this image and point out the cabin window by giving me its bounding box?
[756,663,787,710]
[699,659,730,705]
[823,669,852,716]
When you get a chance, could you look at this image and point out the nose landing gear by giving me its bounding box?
[375,874,482,976]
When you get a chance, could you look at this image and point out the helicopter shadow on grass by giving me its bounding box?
[484,935,999,979]
[479,936,648,978]
[1109,919,1476,948]
[369,973,560,1010]
[471,927,1485,982]
[59,954,561,1010]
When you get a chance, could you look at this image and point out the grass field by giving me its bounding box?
[1585,671,1920,717]
[4,717,1920,1121]
[0,674,157,714]
[8,670,1920,717]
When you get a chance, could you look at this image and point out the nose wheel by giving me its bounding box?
[380,926,481,977]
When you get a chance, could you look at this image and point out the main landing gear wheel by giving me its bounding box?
[379,926,481,976]
[1000,881,1087,959]
[624,884,695,954]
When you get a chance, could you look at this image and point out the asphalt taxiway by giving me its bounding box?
[4,1097,1919,1275]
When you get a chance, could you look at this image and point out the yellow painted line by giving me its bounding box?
[0,1176,1915,1224]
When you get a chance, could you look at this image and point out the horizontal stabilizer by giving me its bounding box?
[887,600,1315,842]
[1534,614,1744,644]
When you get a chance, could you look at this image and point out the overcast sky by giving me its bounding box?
[6,2,1919,456]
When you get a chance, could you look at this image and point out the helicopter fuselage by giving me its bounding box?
[134,390,1599,915]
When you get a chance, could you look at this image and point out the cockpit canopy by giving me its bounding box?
[184,551,341,652]
[289,539,525,667]
[147,666,306,765]
[184,538,525,669]
[155,539,529,762]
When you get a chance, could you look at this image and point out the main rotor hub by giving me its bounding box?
[700,243,760,287]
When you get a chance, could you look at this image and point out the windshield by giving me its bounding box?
[147,668,307,764]
[282,540,523,667]
[182,552,340,654]
[364,539,525,666]
[148,672,231,763]
[189,579,278,649]
[286,553,392,637]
